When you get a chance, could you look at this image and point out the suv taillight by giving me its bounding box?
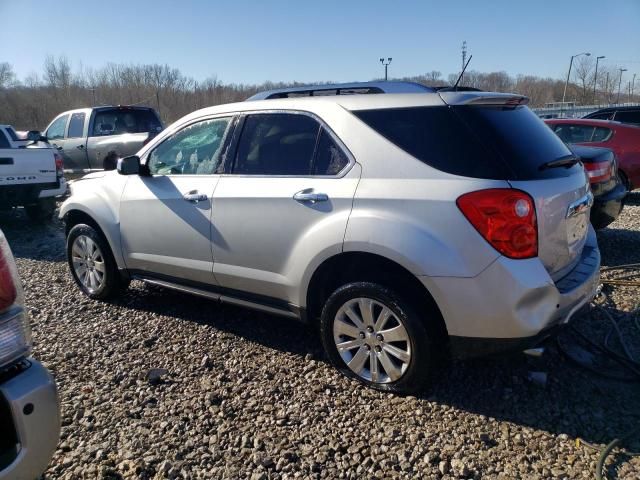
[54,152,64,178]
[457,189,538,259]
[583,160,613,184]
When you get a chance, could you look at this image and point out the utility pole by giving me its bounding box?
[631,73,637,102]
[617,68,627,104]
[461,41,467,86]
[593,56,605,105]
[379,57,392,81]
[605,71,610,104]
[562,52,590,106]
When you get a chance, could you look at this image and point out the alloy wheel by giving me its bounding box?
[71,235,106,293]
[332,297,412,383]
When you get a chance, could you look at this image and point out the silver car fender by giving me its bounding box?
[59,172,129,268]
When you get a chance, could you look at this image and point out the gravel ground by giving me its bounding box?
[2,193,640,480]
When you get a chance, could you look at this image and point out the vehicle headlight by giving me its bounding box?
[0,308,31,367]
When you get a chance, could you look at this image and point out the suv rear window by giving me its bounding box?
[354,105,578,180]
[92,109,162,137]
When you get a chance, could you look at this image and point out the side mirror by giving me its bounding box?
[27,130,47,142]
[117,155,141,175]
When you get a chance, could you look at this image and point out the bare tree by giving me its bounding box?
[0,63,16,88]
[572,56,594,104]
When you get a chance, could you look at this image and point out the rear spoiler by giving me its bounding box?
[439,92,529,107]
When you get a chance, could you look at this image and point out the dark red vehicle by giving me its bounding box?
[545,118,640,191]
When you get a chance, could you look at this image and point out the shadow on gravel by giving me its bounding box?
[0,208,66,262]
[623,191,640,206]
[114,279,640,448]
[110,282,326,359]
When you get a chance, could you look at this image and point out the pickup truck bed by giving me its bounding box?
[0,125,67,221]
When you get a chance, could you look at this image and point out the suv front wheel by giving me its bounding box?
[66,224,129,299]
[320,282,437,394]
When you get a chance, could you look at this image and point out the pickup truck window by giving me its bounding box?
[47,115,69,140]
[67,113,86,138]
[148,117,232,175]
[92,109,162,137]
[0,131,9,149]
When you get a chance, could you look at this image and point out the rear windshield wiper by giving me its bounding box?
[539,155,580,171]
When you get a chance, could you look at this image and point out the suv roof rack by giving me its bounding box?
[246,81,435,101]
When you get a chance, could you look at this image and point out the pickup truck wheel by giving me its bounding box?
[320,282,436,394]
[25,198,55,223]
[66,224,129,299]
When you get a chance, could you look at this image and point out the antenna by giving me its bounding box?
[453,54,473,91]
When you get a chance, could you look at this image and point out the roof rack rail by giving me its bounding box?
[246,81,435,101]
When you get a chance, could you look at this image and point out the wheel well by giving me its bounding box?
[618,168,632,191]
[63,210,104,237]
[306,252,448,339]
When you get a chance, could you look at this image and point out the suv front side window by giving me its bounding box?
[46,115,69,140]
[147,117,232,175]
[234,113,320,175]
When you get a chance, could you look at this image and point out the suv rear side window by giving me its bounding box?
[92,109,162,136]
[313,129,349,175]
[46,114,68,140]
[355,105,577,180]
[234,113,319,175]
[67,113,86,138]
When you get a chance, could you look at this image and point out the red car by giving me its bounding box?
[545,118,640,191]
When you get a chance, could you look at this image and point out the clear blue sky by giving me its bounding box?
[2,0,639,85]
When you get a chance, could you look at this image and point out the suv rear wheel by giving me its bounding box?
[66,224,129,299]
[320,282,437,394]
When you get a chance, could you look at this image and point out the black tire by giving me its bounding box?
[618,170,632,193]
[25,198,56,223]
[66,224,129,299]
[320,282,439,394]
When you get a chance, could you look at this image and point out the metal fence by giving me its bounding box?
[532,102,640,119]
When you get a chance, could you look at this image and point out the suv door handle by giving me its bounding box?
[293,190,329,203]
[183,191,208,203]
[52,144,63,151]
[76,144,85,150]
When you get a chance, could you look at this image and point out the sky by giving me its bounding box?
[1,0,639,85]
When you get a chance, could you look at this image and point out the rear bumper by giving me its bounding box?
[590,182,626,228]
[0,359,60,480]
[422,228,600,359]
[39,177,68,199]
[0,179,66,206]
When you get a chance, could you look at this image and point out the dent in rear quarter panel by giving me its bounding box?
[59,172,129,268]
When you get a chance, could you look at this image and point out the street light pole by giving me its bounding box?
[631,73,637,102]
[593,55,605,105]
[379,57,392,81]
[617,68,627,104]
[562,52,590,115]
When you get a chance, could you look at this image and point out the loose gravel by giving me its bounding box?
[2,193,640,479]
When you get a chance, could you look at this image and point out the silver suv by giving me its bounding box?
[60,91,600,393]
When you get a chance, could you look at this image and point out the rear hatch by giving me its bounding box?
[439,93,591,279]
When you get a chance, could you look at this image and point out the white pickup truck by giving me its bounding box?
[0,125,67,222]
